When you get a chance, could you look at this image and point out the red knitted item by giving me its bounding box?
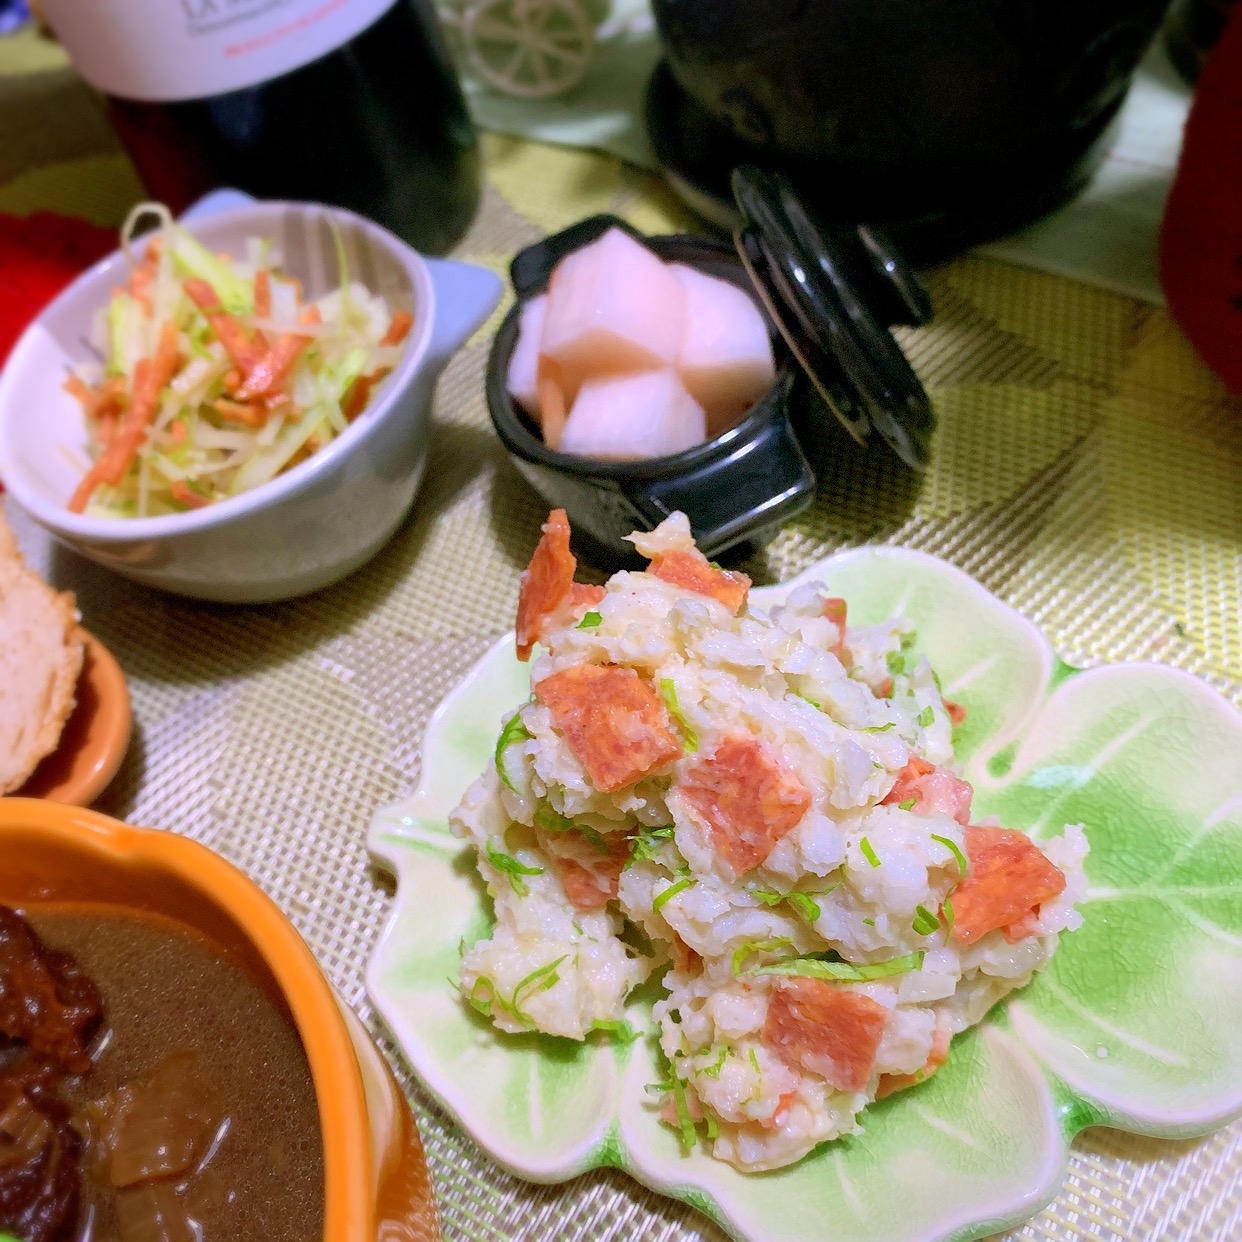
[0,211,116,367]
[1159,9,1242,393]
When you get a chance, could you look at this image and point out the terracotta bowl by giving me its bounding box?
[0,798,440,1242]
[16,629,132,806]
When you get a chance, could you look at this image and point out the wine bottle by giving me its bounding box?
[38,0,481,255]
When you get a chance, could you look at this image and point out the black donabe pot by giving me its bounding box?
[486,171,934,570]
[647,0,1173,260]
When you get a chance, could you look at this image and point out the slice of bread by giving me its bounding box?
[0,511,85,793]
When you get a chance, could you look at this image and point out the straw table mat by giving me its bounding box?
[2,32,1242,1241]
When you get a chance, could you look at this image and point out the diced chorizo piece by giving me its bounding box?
[951,825,1067,945]
[571,583,607,609]
[762,978,888,1093]
[516,509,576,661]
[881,756,973,825]
[678,733,811,875]
[650,549,750,615]
[1001,910,1043,944]
[535,664,682,792]
[822,597,848,661]
[876,1018,952,1099]
[554,832,633,912]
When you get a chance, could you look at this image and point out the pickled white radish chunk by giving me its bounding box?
[540,228,688,400]
[559,370,706,461]
[506,294,547,419]
[670,263,776,436]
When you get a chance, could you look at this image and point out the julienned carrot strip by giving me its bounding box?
[254,269,271,318]
[344,373,377,421]
[170,480,210,509]
[381,309,413,346]
[183,278,262,373]
[129,260,156,313]
[68,322,180,513]
[212,398,267,427]
[234,306,320,400]
[63,375,96,411]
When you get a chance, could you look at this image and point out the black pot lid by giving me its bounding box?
[730,165,935,469]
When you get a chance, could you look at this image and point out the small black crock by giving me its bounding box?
[486,168,934,570]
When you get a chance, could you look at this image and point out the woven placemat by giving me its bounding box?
[2,58,1241,1240]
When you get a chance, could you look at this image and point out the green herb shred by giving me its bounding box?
[912,905,941,936]
[653,876,693,914]
[591,1019,640,1043]
[747,1047,762,1102]
[702,1046,729,1079]
[512,955,568,1015]
[658,678,699,753]
[898,798,919,812]
[751,950,924,982]
[930,833,968,876]
[863,917,876,927]
[577,611,603,629]
[864,722,895,733]
[942,896,956,937]
[749,886,824,923]
[786,892,823,923]
[464,976,495,1018]
[730,937,795,976]
[494,713,532,792]
[626,824,675,869]
[860,836,881,867]
[917,705,936,728]
[533,801,576,833]
[670,1073,697,1152]
[484,841,544,897]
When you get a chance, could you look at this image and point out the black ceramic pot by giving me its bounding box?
[649,0,1172,258]
[488,216,815,571]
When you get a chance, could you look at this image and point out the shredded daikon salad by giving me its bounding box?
[63,203,413,517]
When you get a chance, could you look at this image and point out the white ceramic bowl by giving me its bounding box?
[0,191,500,602]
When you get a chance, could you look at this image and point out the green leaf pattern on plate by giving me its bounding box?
[367,548,1242,1241]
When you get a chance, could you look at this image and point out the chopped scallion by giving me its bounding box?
[512,955,568,1016]
[913,905,941,936]
[860,837,881,867]
[659,678,699,753]
[484,841,543,897]
[626,824,675,869]
[577,611,603,629]
[786,892,823,923]
[898,798,918,812]
[591,1019,640,1043]
[653,876,693,914]
[930,833,968,877]
[730,936,795,975]
[751,951,924,982]
[917,706,936,728]
[494,713,532,792]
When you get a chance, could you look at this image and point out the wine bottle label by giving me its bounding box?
[39,0,400,103]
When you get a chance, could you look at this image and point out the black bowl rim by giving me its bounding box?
[486,233,796,482]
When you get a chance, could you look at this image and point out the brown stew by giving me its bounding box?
[0,904,324,1242]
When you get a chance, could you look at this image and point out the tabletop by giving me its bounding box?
[2,22,1241,1242]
